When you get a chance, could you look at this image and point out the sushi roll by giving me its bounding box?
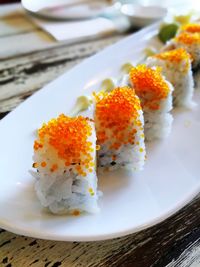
[146,48,194,107]
[129,65,173,141]
[31,114,99,215]
[94,86,146,171]
[163,31,200,70]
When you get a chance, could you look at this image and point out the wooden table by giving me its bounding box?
[0,4,200,267]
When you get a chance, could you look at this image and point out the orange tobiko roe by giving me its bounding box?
[34,114,95,176]
[94,87,142,150]
[153,48,192,72]
[154,48,191,64]
[175,32,200,45]
[129,65,170,110]
[182,23,200,33]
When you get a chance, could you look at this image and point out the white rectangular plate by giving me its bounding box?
[0,23,200,241]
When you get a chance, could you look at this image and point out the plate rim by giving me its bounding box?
[0,184,199,241]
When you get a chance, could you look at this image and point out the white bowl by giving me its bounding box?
[121,4,167,27]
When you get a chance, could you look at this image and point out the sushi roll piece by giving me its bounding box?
[163,31,200,69]
[31,114,99,215]
[146,48,194,107]
[94,86,146,171]
[129,65,173,141]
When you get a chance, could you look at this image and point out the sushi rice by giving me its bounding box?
[94,87,146,171]
[129,65,174,141]
[163,31,200,70]
[146,48,194,108]
[31,114,99,215]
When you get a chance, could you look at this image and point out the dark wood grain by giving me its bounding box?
[0,196,199,267]
[0,35,123,113]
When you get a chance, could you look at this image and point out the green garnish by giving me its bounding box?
[158,23,179,43]
[143,47,157,57]
[101,78,115,92]
[121,62,133,73]
[70,95,92,116]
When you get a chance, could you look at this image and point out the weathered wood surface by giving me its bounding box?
[0,4,200,267]
[0,196,200,267]
[0,35,122,113]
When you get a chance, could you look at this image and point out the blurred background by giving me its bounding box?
[0,0,199,47]
[0,0,19,3]
[0,0,199,7]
